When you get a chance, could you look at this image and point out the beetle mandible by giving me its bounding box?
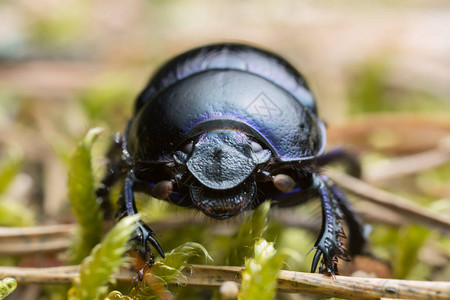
[96,43,368,276]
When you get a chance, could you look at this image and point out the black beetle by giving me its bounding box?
[96,43,367,276]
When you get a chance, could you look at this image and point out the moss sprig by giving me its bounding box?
[0,148,23,195]
[227,201,270,266]
[0,277,17,300]
[68,214,139,300]
[68,127,104,264]
[238,238,296,300]
[128,242,212,299]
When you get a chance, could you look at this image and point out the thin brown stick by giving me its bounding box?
[1,265,449,300]
[327,114,450,154]
[0,198,435,257]
[365,140,450,183]
[0,224,74,237]
[0,216,203,255]
[0,240,71,255]
[0,224,74,255]
[326,170,450,235]
[0,266,80,284]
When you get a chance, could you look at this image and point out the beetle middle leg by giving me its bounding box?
[96,133,126,219]
[317,148,361,178]
[117,170,165,278]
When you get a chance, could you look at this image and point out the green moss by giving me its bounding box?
[68,215,139,300]
[0,200,34,227]
[238,238,297,300]
[227,201,271,266]
[79,74,134,129]
[128,242,212,299]
[0,277,17,300]
[371,223,431,280]
[348,59,450,114]
[0,148,23,195]
[68,128,104,264]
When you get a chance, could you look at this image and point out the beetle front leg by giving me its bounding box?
[118,171,165,276]
[311,174,348,276]
[321,175,368,256]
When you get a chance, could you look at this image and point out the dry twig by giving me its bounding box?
[365,138,450,183]
[1,181,447,257]
[0,224,74,255]
[327,114,450,154]
[326,170,450,235]
[0,265,448,300]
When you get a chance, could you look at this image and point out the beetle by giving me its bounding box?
[96,43,368,277]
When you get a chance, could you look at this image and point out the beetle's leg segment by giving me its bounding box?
[311,174,348,276]
[321,176,368,256]
[96,133,126,219]
[317,148,361,178]
[118,171,165,268]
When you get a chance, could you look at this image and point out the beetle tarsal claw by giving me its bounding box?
[151,180,173,199]
[273,174,296,193]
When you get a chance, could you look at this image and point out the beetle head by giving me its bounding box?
[174,129,271,219]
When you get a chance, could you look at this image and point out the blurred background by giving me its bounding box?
[0,0,449,297]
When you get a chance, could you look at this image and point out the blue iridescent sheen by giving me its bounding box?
[128,70,326,162]
[135,43,317,113]
[96,43,368,280]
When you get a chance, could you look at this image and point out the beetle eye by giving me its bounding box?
[251,141,263,152]
[181,141,194,154]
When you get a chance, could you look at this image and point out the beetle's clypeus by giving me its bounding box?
[96,43,368,277]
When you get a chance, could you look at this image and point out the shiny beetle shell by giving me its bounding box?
[126,43,326,163]
[97,43,368,277]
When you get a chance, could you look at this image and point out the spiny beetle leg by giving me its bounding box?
[96,134,125,219]
[120,171,165,282]
[131,223,166,285]
[134,221,165,260]
[322,176,368,256]
[311,174,349,276]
